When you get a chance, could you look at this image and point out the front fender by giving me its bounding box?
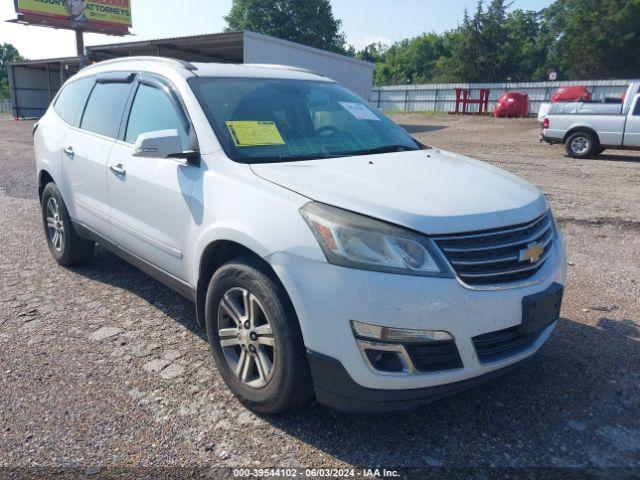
[192,223,274,280]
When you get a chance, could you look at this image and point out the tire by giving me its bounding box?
[204,256,313,414]
[565,131,598,158]
[41,182,95,266]
[595,147,606,155]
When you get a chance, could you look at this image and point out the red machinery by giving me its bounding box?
[551,86,592,102]
[494,92,530,118]
[450,88,490,115]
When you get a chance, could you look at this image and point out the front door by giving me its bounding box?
[106,77,197,282]
[623,97,640,147]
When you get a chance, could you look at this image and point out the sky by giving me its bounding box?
[1,0,555,60]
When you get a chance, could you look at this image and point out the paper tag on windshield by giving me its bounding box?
[226,121,286,147]
[339,102,380,121]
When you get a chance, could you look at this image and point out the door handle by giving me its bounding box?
[63,146,74,157]
[110,164,126,177]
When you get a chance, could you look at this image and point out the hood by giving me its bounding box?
[250,149,548,235]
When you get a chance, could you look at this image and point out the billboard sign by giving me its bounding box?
[15,0,131,35]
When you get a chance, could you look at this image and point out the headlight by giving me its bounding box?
[299,202,450,277]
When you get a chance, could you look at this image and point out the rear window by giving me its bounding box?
[81,82,132,138]
[54,77,94,126]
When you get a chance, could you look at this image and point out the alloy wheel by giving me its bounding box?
[46,197,65,252]
[217,287,276,389]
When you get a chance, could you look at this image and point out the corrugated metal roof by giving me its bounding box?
[9,56,84,67]
[85,31,245,63]
[87,31,245,50]
[84,30,374,68]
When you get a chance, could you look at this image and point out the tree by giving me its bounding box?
[362,0,561,85]
[450,3,487,82]
[224,0,346,53]
[355,42,387,64]
[0,43,22,99]
[502,10,548,81]
[443,0,516,82]
[539,0,640,79]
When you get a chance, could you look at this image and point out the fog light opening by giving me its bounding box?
[364,349,405,373]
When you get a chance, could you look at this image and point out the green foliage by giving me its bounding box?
[358,0,640,85]
[0,43,22,99]
[223,0,639,85]
[541,0,640,79]
[224,0,346,53]
[358,33,456,85]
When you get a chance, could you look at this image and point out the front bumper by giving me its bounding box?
[268,235,566,406]
[307,349,532,413]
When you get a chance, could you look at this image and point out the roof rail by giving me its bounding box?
[80,56,198,73]
[243,63,324,77]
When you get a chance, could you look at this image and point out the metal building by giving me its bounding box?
[7,30,374,119]
[7,56,84,118]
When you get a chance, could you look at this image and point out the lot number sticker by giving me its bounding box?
[226,121,286,147]
[339,102,380,121]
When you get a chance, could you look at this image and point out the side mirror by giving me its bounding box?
[132,129,199,164]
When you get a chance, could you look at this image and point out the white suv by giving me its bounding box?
[34,57,566,414]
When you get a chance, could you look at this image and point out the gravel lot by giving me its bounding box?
[1,112,639,476]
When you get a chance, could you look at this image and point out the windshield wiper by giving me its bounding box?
[343,145,420,157]
[244,153,342,164]
[237,145,419,164]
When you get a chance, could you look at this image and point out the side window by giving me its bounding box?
[54,77,94,126]
[80,82,132,138]
[634,98,640,116]
[125,83,189,147]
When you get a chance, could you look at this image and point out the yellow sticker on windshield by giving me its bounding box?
[226,121,286,147]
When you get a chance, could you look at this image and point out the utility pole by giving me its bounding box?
[76,29,85,67]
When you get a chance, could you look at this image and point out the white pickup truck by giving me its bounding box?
[540,81,640,158]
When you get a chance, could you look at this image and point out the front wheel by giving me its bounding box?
[204,257,313,414]
[565,131,598,158]
[41,183,95,266]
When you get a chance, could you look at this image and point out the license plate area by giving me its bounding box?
[520,283,564,336]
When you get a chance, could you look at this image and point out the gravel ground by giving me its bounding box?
[1,113,639,476]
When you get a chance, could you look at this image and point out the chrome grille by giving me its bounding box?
[434,212,555,287]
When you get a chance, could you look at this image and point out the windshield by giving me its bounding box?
[188,77,420,163]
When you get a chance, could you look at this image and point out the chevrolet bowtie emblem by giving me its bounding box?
[519,243,544,264]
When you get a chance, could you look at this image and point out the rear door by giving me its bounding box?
[62,73,135,233]
[623,97,640,147]
[54,76,98,227]
[106,74,197,282]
